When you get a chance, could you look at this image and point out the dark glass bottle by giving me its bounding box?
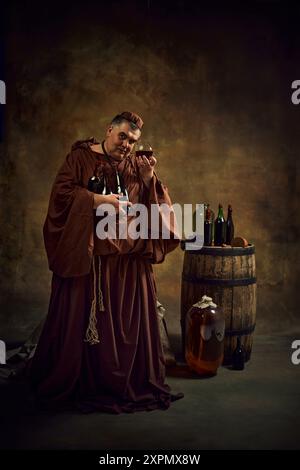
[88,173,107,194]
[232,336,245,370]
[210,207,215,244]
[226,204,234,245]
[204,206,213,246]
[214,204,226,246]
[88,162,109,195]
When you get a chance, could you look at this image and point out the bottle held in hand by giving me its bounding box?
[88,162,108,194]
[88,175,106,194]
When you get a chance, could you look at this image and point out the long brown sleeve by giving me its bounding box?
[140,172,180,264]
[43,150,94,277]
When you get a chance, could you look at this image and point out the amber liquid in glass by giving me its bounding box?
[135,150,153,159]
[186,350,224,376]
[185,307,224,376]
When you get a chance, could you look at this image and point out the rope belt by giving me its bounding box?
[84,256,105,345]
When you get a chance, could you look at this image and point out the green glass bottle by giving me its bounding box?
[214,204,225,246]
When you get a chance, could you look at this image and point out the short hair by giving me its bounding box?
[111,111,143,130]
[111,115,140,131]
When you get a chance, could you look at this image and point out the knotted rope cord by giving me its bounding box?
[84,256,105,345]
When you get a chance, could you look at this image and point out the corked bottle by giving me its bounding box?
[204,205,213,246]
[214,204,226,246]
[185,295,225,376]
[226,204,234,245]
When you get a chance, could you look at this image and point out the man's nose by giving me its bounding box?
[122,140,129,148]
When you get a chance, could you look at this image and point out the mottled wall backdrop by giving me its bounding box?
[0,1,300,341]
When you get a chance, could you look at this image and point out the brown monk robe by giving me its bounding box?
[29,126,184,413]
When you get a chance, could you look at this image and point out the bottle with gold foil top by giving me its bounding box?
[185,295,225,376]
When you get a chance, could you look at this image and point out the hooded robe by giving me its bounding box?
[29,138,184,413]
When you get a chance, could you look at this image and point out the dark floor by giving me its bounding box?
[1,333,300,450]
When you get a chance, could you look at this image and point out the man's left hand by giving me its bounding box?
[136,155,157,187]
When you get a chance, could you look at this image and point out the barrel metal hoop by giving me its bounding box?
[225,323,256,337]
[181,242,255,256]
[181,275,257,286]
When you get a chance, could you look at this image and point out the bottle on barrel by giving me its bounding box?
[204,205,213,246]
[226,204,234,245]
[214,203,226,246]
[210,206,215,244]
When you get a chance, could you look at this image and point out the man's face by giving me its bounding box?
[105,121,141,160]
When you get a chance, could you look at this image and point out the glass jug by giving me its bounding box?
[185,295,225,376]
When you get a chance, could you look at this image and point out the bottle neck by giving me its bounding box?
[205,208,211,222]
[218,206,224,219]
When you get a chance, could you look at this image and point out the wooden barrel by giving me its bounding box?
[181,244,257,365]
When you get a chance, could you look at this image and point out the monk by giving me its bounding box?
[29,111,184,413]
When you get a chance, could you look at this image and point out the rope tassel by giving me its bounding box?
[84,256,105,345]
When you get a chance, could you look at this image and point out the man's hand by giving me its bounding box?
[136,155,157,188]
[93,193,132,214]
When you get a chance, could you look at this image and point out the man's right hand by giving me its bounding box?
[93,193,132,214]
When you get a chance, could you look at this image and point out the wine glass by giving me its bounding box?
[135,141,154,160]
